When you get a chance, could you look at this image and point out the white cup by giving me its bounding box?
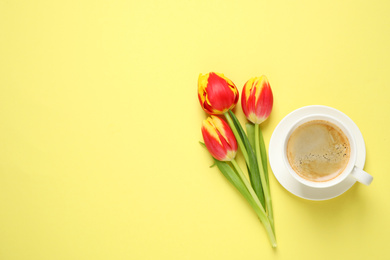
[282,114,373,188]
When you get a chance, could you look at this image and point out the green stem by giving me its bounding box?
[231,159,277,248]
[224,112,249,165]
[258,125,269,188]
[255,124,274,231]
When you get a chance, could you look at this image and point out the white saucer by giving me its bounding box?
[269,105,366,201]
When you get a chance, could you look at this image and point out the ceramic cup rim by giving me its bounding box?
[282,113,357,188]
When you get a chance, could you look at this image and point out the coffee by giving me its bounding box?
[287,120,350,182]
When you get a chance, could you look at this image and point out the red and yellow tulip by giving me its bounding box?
[198,72,239,115]
[201,116,237,161]
[241,75,273,124]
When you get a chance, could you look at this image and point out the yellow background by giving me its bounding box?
[1,0,389,259]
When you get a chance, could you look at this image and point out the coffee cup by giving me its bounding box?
[282,114,373,188]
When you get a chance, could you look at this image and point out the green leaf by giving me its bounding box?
[227,110,265,208]
[213,159,254,205]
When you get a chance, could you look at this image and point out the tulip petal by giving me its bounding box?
[255,78,273,123]
[211,115,237,152]
[206,73,236,112]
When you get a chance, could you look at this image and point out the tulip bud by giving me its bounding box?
[198,72,239,115]
[241,75,273,124]
[201,116,237,161]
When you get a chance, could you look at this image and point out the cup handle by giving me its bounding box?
[351,166,373,185]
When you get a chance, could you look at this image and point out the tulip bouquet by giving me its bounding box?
[198,72,276,247]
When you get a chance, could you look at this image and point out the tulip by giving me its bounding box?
[241,75,274,230]
[241,75,273,124]
[201,116,237,161]
[198,72,239,115]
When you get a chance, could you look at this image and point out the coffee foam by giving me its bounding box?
[287,120,350,182]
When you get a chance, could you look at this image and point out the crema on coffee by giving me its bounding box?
[286,120,350,182]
